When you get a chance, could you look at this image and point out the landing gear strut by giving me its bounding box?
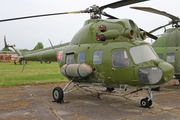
[140,89,152,108]
[52,80,76,103]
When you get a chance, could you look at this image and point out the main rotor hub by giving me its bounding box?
[83,5,102,19]
[171,20,180,28]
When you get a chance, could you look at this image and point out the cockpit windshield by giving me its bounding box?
[130,45,158,64]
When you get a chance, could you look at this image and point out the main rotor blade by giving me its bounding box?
[149,23,171,33]
[0,11,82,22]
[102,12,119,19]
[100,0,149,10]
[130,6,179,21]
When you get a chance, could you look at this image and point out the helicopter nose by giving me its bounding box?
[138,67,163,85]
[159,61,174,82]
[138,61,174,85]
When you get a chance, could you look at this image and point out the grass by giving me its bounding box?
[0,61,68,87]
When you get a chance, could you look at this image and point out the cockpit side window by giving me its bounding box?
[112,50,130,67]
[77,52,86,63]
[130,45,158,64]
[166,53,175,63]
[66,54,74,64]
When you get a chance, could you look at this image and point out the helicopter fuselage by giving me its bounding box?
[153,27,180,79]
[21,19,174,88]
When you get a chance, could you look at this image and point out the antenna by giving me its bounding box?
[48,39,54,49]
[60,40,62,45]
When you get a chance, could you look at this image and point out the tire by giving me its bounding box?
[106,87,114,92]
[52,87,64,103]
[140,98,148,108]
[145,97,152,107]
[148,99,152,106]
[141,98,152,108]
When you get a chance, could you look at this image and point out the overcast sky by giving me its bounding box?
[0,0,179,50]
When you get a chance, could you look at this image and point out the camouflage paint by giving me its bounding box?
[13,19,174,88]
[153,28,180,78]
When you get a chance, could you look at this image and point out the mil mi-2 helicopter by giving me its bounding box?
[131,6,180,80]
[1,0,175,108]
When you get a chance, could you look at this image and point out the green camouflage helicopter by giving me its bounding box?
[131,6,180,80]
[1,0,175,108]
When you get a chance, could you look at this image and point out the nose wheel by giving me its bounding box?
[140,89,152,108]
[140,97,152,108]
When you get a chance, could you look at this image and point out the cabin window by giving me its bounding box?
[77,52,86,63]
[112,50,130,67]
[158,54,163,60]
[93,50,103,65]
[66,54,74,64]
[166,53,175,63]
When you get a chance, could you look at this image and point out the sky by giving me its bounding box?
[0,0,179,50]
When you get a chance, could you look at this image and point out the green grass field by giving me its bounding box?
[0,62,68,87]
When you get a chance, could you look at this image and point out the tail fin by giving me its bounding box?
[4,36,8,51]
[4,36,22,56]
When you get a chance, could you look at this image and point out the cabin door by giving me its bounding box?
[111,49,134,84]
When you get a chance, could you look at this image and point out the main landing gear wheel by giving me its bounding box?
[106,87,115,93]
[53,87,64,103]
[140,97,152,108]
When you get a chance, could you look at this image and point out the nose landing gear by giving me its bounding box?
[140,89,152,108]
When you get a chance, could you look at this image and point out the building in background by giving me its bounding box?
[0,51,27,62]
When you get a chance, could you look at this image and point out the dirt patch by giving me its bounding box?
[154,93,180,105]
[38,82,68,88]
[160,93,180,99]
[74,114,89,120]
[0,86,21,92]
[168,79,179,85]
[0,100,33,110]
[2,115,37,120]
[24,82,69,91]
[39,90,51,95]
[0,93,24,100]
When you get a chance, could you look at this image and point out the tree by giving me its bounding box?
[20,49,30,51]
[32,42,44,51]
[1,47,12,51]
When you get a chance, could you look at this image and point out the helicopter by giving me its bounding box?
[0,0,175,108]
[131,6,180,81]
